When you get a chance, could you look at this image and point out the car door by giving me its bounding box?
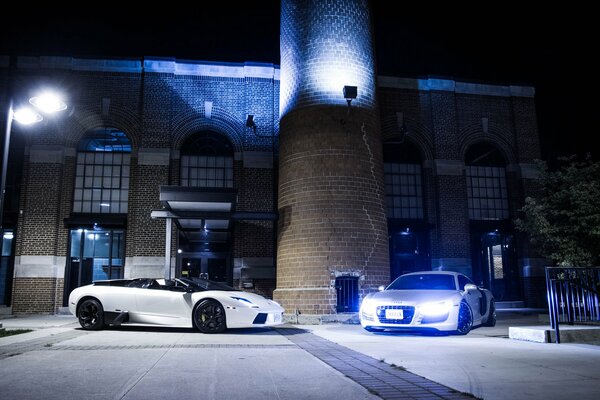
[133,281,192,325]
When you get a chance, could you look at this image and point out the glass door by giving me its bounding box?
[178,252,230,283]
[1,229,15,305]
[474,231,520,301]
[66,228,125,298]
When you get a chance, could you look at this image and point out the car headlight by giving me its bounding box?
[419,301,452,316]
[360,299,376,319]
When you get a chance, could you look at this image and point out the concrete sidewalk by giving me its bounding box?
[301,311,600,400]
[1,312,599,400]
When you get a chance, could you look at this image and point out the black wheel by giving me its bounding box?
[77,298,105,330]
[193,299,227,334]
[483,299,497,327]
[456,301,473,335]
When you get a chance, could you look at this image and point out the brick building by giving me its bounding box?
[0,0,544,316]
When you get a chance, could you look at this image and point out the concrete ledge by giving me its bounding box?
[283,313,360,325]
[509,325,600,343]
[496,301,525,309]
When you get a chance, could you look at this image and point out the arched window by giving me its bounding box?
[73,128,131,214]
[180,131,233,188]
[383,140,424,219]
[465,143,508,220]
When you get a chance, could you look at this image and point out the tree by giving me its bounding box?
[515,156,600,267]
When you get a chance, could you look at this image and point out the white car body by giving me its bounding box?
[359,271,496,335]
[68,277,284,333]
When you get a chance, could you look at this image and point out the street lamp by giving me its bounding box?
[0,91,68,230]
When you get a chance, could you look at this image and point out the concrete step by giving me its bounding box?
[56,307,71,315]
[509,325,600,344]
[0,305,12,316]
[496,301,525,309]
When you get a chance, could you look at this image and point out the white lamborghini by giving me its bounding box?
[68,277,284,333]
[360,271,496,335]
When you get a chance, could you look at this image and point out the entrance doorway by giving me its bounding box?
[66,228,125,298]
[471,230,520,301]
[178,252,230,283]
[388,228,430,282]
[1,229,15,305]
[335,276,359,312]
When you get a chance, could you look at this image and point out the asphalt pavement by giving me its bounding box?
[0,311,599,400]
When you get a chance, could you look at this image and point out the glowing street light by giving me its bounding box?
[1,91,68,230]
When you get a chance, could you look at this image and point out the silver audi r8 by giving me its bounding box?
[68,277,284,333]
[360,271,496,335]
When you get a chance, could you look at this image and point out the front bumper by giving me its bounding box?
[225,305,285,328]
[360,304,460,332]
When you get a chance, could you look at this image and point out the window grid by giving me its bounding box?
[73,152,130,214]
[180,155,233,188]
[466,166,509,220]
[384,163,424,219]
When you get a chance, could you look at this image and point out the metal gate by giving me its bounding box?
[335,276,359,312]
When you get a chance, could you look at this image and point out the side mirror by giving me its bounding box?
[464,283,478,292]
[378,285,386,292]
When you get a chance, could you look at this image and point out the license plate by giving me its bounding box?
[385,309,404,319]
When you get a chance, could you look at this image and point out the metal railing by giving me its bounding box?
[545,267,600,343]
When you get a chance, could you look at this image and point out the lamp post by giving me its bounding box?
[0,91,67,230]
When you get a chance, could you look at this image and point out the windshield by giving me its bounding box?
[387,274,457,291]
[178,277,239,292]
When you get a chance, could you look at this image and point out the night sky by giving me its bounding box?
[0,2,591,163]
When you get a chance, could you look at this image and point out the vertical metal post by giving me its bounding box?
[551,279,561,344]
[546,267,554,329]
[0,98,14,231]
[164,217,172,279]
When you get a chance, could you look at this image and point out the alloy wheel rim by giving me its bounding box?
[457,302,472,333]
[198,303,224,332]
[80,302,99,327]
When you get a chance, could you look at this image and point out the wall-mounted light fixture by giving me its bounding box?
[246,114,256,133]
[343,85,357,108]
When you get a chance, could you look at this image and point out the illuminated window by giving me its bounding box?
[73,128,131,214]
[180,131,233,188]
[465,143,508,220]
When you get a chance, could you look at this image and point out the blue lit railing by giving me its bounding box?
[545,267,600,343]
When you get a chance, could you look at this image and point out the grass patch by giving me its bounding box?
[0,329,33,338]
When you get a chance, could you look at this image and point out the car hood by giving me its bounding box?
[367,290,459,305]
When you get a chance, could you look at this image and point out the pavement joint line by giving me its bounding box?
[275,327,478,400]
[0,329,90,360]
[48,344,298,350]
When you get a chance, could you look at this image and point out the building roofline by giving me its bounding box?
[0,55,280,80]
[377,76,535,98]
[1,55,534,97]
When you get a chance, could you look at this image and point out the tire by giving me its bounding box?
[193,299,227,334]
[77,298,105,330]
[456,301,473,335]
[483,299,497,327]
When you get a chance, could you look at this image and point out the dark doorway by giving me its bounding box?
[335,276,359,312]
[0,229,15,305]
[471,229,521,301]
[388,226,430,282]
[65,228,125,301]
[179,252,230,284]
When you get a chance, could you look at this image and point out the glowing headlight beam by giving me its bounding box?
[419,301,452,316]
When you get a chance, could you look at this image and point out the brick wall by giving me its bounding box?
[12,278,60,314]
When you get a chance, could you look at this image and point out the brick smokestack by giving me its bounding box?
[274,0,389,317]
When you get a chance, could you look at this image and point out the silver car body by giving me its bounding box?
[359,271,495,334]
